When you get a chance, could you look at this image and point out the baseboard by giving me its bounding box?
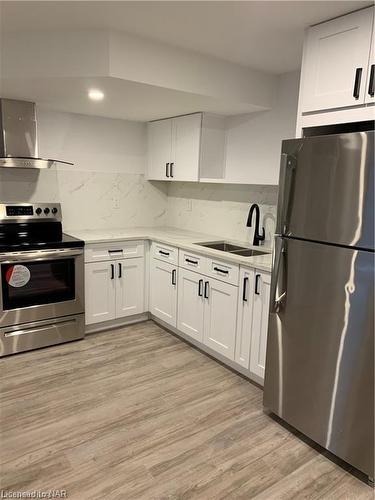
[85,312,150,335]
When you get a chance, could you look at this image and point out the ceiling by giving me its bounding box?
[0,1,369,74]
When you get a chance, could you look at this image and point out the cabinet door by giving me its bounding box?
[85,262,116,325]
[171,113,201,181]
[177,268,204,342]
[250,271,271,381]
[147,119,172,180]
[301,7,374,112]
[115,258,144,319]
[235,268,255,369]
[149,259,178,327]
[365,33,375,104]
[203,278,238,360]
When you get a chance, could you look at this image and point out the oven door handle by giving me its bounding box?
[0,248,83,263]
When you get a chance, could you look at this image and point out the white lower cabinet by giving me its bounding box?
[249,270,271,381]
[116,258,145,319]
[85,261,116,324]
[150,259,178,327]
[177,268,204,342]
[235,268,271,383]
[203,278,238,360]
[85,255,145,325]
[235,268,255,368]
[177,268,238,361]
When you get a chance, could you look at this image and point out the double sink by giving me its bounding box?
[196,241,268,257]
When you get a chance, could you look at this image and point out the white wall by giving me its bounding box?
[165,72,299,245]
[0,109,168,231]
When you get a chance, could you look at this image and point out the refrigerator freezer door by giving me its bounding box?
[264,237,374,477]
[277,131,374,250]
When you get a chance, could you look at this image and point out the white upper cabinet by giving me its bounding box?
[171,114,202,181]
[301,7,374,113]
[147,113,225,182]
[365,33,375,104]
[147,119,173,180]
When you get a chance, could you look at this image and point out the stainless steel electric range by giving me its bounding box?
[0,203,84,356]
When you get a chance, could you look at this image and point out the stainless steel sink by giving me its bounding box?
[196,241,268,257]
[230,248,268,257]
[196,241,246,252]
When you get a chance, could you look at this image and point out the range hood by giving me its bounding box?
[0,98,73,169]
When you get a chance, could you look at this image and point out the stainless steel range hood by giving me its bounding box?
[0,98,73,169]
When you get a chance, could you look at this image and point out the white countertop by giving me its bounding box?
[67,226,273,272]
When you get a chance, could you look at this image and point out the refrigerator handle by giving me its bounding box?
[270,237,286,313]
[276,154,297,235]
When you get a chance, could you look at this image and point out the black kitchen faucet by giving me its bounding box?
[246,204,265,246]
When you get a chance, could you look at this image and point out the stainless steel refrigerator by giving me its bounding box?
[263,130,374,481]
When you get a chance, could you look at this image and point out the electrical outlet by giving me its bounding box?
[113,197,120,209]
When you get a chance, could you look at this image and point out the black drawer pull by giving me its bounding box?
[110,264,114,280]
[186,258,198,265]
[159,250,170,256]
[204,281,209,299]
[255,274,261,295]
[242,277,249,302]
[353,67,362,99]
[198,279,203,297]
[166,163,170,178]
[369,64,374,97]
[172,269,177,286]
[108,249,122,253]
[213,266,229,274]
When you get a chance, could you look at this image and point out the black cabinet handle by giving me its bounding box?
[172,269,177,286]
[108,249,122,254]
[166,163,170,178]
[198,279,203,297]
[242,277,249,302]
[204,281,209,299]
[110,264,114,280]
[118,262,122,278]
[353,67,363,99]
[213,266,229,275]
[255,274,261,295]
[368,64,374,97]
[170,162,174,178]
[186,258,198,265]
[159,250,170,256]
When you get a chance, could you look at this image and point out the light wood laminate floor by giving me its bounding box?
[0,320,372,499]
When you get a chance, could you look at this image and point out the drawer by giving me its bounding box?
[206,257,239,286]
[179,249,207,274]
[85,240,144,263]
[151,242,179,265]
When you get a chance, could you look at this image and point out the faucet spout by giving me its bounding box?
[246,203,265,246]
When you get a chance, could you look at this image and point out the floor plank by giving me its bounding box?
[0,320,372,499]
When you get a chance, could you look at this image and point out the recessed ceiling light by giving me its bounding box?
[88,89,104,101]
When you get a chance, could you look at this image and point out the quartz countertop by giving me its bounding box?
[67,226,273,272]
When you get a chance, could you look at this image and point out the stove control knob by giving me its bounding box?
[35,208,42,215]
[52,207,58,214]
[44,208,50,215]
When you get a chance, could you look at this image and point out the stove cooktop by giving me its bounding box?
[0,232,84,253]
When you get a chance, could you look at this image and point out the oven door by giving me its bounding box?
[0,248,84,327]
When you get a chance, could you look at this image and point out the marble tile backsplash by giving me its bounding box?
[165,182,278,247]
[0,168,168,231]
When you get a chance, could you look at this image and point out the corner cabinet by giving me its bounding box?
[149,258,178,328]
[147,113,226,182]
[300,7,374,113]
